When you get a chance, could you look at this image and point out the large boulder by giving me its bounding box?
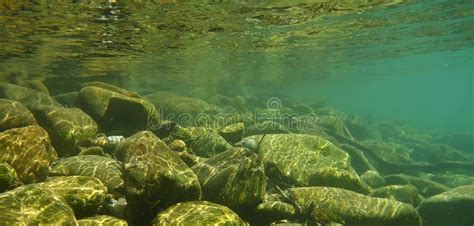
[115,131,202,223]
[49,155,124,195]
[37,176,108,217]
[32,105,98,156]
[0,184,77,225]
[246,134,369,194]
[0,162,21,192]
[152,201,247,225]
[0,83,61,109]
[78,215,128,226]
[170,126,232,157]
[191,147,266,214]
[417,185,474,226]
[289,187,422,226]
[370,185,422,206]
[0,99,37,131]
[78,83,162,134]
[384,174,450,198]
[0,125,57,183]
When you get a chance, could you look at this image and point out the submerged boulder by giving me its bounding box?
[152,201,247,225]
[32,105,98,157]
[170,126,232,157]
[0,125,57,184]
[115,131,202,223]
[49,155,124,195]
[247,134,369,194]
[384,174,450,198]
[78,83,162,134]
[289,187,422,226]
[417,185,474,226]
[0,184,77,225]
[370,185,422,206]
[0,83,61,109]
[0,162,21,192]
[78,215,128,226]
[37,176,108,217]
[144,91,210,121]
[191,147,266,214]
[0,99,37,131]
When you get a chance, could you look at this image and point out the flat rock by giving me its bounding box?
[289,187,422,226]
[152,201,247,225]
[417,185,474,226]
[0,184,78,225]
[0,125,57,183]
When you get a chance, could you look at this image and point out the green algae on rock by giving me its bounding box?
[247,133,370,194]
[37,176,108,217]
[255,201,296,224]
[370,185,422,206]
[153,201,248,226]
[0,83,62,109]
[417,185,474,226]
[78,215,128,226]
[49,155,124,195]
[289,187,422,226]
[115,131,202,222]
[191,147,266,214]
[0,184,78,225]
[170,125,232,157]
[32,105,98,157]
[0,162,21,192]
[384,174,450,198]
[144,90,210,118]
[0,99,37,131]
[78,83,162,134]
[0,125,57,184]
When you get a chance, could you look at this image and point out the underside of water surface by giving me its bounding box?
[0,1,473,226]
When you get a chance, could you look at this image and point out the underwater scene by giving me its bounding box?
[0,0,473,225]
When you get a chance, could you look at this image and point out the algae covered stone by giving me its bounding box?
[370,185,422,206]
[170,125,232,157]
[49,155,124,195]
[0,99,37,131]
[0,83,62,109]
[191,147,266,213]
[33,105,98,156]
[248,134,369,193]
[0,184,78,225]
[417,185,474,226]
[0,162,21,192]
[153,201,248,225]
[0,125,57,183]
[78,83,162,134]
[78,215,128,226]
[115,131,202,222]
[289,187,422,226]
[255,201,296,223]
[37,176,108,217]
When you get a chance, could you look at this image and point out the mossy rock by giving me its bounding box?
[32,105,98,157]
[417,185,474,226]
[0,83,62,109]
[170,125,231,157]
[255,201,296,223]
[115,131,202,223]
[191,147,266,214]
[78,84,161,134]
[78,215,128,226]
[0,125,57,184]
[384,174,450,198]
[360,170,385,189]
[144,91,210,121]
[370,185,422,206]
[219,122,245,144]
[0,99,37,131]
[49,155,124,195]
[0,184,78,225]
[248,134,369,194]
[0,162,21,192]
[153,201,247,225]
[37,176,108,217]
[289,187,422,226]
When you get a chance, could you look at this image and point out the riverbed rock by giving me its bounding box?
[0,184,78,225]
[289,187,422,226]
[0,125,57,184]
[115,131,202,223]
[0,162,21,192]
[370,185,422,206]
[247,134,370,194]
[152,201,248,225]
[78,215,128,226]
[360,170,385,188]
[37,176,108,217]
[170,125,232,157]
[0,99,37,131]
[49,155,124,195]
[255,201,296,223]
[191,147,266,214]
[0,83,62,109]
[78,84,162,135]
[417,185,474,226]
[32,105,98,157]
[384,174,450,197]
